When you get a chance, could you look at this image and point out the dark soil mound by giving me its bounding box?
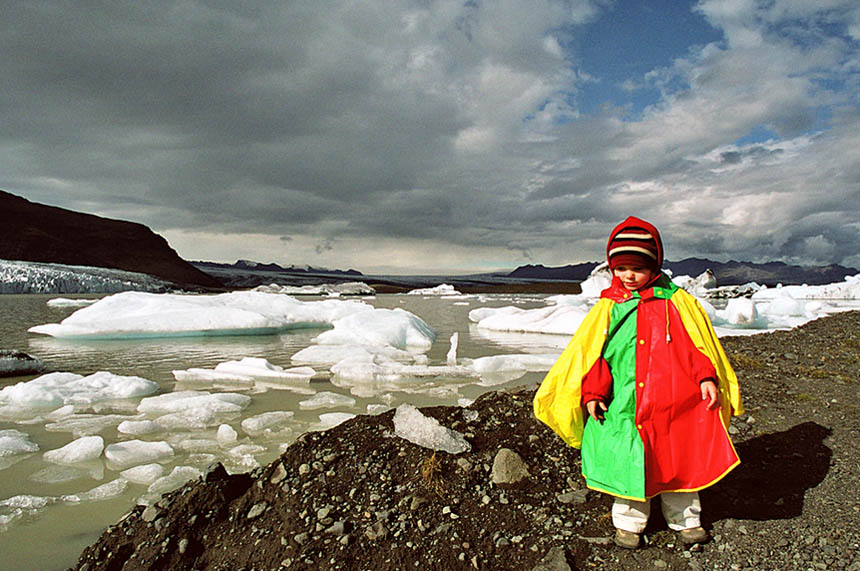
[73,311,860,570]
[0,190,221,289]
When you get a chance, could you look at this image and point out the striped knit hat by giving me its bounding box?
[606,216,663,271]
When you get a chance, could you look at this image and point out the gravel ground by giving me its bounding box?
[72,310,860,571]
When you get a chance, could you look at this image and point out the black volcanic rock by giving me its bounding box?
[0,190,221,289]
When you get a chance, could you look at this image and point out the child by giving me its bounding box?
[534,216,742,549]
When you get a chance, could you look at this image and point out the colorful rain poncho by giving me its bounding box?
[534,272,743,501]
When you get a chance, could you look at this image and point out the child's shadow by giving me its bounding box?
[701,421,832,523]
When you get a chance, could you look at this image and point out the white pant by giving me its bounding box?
[612,491,701,533]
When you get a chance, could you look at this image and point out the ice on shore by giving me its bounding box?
[392,403,470,454]
[104,440,174,470]
[0,371,158,410]
[43,435,104,464]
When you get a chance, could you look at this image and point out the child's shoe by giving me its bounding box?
[614,529,641,549]
[679,526,708,545]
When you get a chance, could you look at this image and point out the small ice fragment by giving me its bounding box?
[447,332,459,366]
[0,429,39,457]
[240,411,295,435]
[315,412,356,429]
[43,435,104,464]
[147,466,202,496]
[117,419,161,435]
[392,404,470,454]
[104,440,174,470]
[216,424,238,443]
[299,392,356,410]
[120,463,165,485]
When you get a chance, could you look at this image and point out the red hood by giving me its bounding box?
[606,216,664,269]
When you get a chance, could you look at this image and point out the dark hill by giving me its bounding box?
[0,190,221,289]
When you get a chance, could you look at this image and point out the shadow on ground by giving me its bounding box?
[701,421,832,523]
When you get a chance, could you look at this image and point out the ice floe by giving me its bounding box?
[253,282,376,296]
[43,435,104,464]
[104,439,175,470]
[0,429,39,457]
[407,284,462,296]
[0,350,47,378]
[0,371,158,411]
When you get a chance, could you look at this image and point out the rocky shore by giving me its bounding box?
[73,311,860,571]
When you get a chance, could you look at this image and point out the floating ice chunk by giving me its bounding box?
[0,429,39,457]
[46,297,98,308]
[0,494,55,531]
[138,391,251,415]
[173,438,221,453]
[299,392,356,410]
[467,353,560,385]
[147,466,202,497]
[315,412,356,429]
[117,419,161,435]
[314,308,435,350]
[407,284,462,296]
[253,282,375,296]
[29,290,374,339]
[469,304,588,335]
[292,344,414,365]
[62,478,129,503]
[30,464,91,484]
[447,332,459,366]
[216,424,238,443]
[213,358,315,381]
[45,414,135,437]
[104,440,174,470]
[120,463,165,485]
[43,435,104,464]
[240,411,295,435]
[0,371,158,409]
[393,404,470,454]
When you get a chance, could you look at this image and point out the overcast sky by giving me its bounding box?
[2,0,859,274]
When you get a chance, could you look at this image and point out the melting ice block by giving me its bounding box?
[299,392,356,410]
[0,429,39,457]
[0,371,158,409]
[104,440,174,470]
[28,290,378,339]
[240,411,295,435]
[392,404,470,454]
[314,307,435,350]
[43,435,104,464]
[469,304,588,335]
[120,463,165,485]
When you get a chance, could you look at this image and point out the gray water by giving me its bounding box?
[0,292,565,570]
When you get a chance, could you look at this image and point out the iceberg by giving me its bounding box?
[253,282,376,296]
[0,350,47,378]
[407,284,462,296]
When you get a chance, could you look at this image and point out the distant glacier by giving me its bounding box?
[0,259,175,294]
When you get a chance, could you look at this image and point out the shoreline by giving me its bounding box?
[72,310,860,570]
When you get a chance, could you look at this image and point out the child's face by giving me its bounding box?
[613,265,655,291]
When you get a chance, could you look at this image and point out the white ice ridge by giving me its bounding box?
[406,284,463,296]
[253,282,376,296]
[28,291,435,348]
[470,265,860,337]
[173,357,315,389]
[392,404,470,454]
[0,371,158,409]
[0,259,174,294]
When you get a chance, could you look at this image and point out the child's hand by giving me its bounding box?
[586,399,607,422]
[700,380,719,409]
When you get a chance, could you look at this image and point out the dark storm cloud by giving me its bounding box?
[0,0,858,272]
